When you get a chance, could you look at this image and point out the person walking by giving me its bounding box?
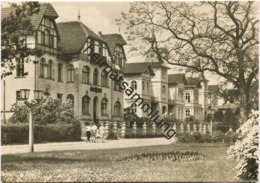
[85,123,91,143]
[99,124,105,143]
[91,124,98,143]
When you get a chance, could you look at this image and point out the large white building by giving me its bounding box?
[1,4,127,129]
[124,61,209,121]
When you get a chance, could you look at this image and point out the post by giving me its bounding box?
[199,123,202,134]
[187,123,190,134]
[29,108,34,152]
[133,122,137,136]
[203,123,206,134]
[121,121,126,138]
[180,123,183,133]
[193,124,196,133]
[152,123,156,134]
[113,121,117,134]
[105,121,109,138]
[173,123,176,132]
[3,80,6,123]
[143,122,147,135]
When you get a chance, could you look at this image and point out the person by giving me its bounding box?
[96,128,101,142]
[85,123,91,143]
[91,124,98,143]
[99,124,105,143]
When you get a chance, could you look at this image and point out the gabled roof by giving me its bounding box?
[208,85,220,92]
[1,3,59,31]
[101,34,127,56]
[186,77,200,87]
[168,74,186,84]
[57,21,107,54]
[149,62,171,69]
[124,62,155,76]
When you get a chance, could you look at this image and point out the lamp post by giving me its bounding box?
[20,89,43,152]
[210,108,214,133]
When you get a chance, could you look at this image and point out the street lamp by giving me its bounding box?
[20,89,43,152]
[209,108,215,133]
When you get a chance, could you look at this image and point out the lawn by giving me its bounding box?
[1,143,242,182]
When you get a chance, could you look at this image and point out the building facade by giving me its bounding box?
[124,62,208,121]
[1,4,127,127]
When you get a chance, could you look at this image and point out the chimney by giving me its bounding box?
[98,31,102,37]
[78,10,80,21]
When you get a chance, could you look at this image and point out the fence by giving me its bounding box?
[91,121,212,139]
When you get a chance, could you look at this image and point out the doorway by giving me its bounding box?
[93,96,98,122]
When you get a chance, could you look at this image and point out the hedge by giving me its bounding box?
[1,122,82,145]
[176,130,239,143]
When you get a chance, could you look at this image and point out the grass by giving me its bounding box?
[1,143,244,182]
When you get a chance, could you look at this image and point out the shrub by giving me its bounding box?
[9,97,74,124]
[1,120,82,145]
[211,130,225,142]
[213,122,230,133]
[224,130,239,143]
[228,111,258,180]
[177,132,191,143]
[191,132,202,142]
[106,133,118,140]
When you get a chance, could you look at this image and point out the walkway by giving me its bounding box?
[1,137,176,155]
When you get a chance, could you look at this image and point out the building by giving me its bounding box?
[1,4,127,128]
[123,60,208,121]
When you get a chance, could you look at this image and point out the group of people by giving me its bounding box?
[85,123,105,143]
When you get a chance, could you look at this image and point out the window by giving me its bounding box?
[58,63,63,81]
[68,64,74,82]
[131,81,137,90]
[82,95,90,115]
[162,68,166,78]
[101,71,108,87]
[114,101,121,116]
[101,98,108,115]
[99,42,103,56]
[57,93,63,100]
[185,109,190,117]
[185,93,190,103]
[118,58,122,68]
[132,103,137,113]
[93,68,98,85]
[44,29,50,46]
[147,82,149,94]
[162,85,166,94]
[40,58,45,77]
[82,66,90,84]
[143,81,145,90]
[16,58,24,77]
[67,94,74,106]
[47,60,53,79]
[16,91,22,102]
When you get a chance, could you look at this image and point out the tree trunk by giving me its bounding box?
[239,86,249,122]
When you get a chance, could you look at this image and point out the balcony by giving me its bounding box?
[151,96,159,102]
[168,99,175,105]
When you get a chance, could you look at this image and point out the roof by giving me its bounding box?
[149,62,171,69]
[101,34,127,56]
[168,74,186,84]
[57,21,107,54]
[1,3,59,31]
[124,62,155,76]
[186,77,200,87]
[208,85,219,92]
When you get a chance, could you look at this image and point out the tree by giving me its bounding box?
[120,1,259,120]
[124,106,139,128]
[219,89,240,104]
[1,2,40,78]
[9,97,75,124]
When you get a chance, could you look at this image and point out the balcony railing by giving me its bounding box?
[151,96,159,101]
[168,99,175,104]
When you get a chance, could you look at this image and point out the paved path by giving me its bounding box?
[1,138,176,155]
